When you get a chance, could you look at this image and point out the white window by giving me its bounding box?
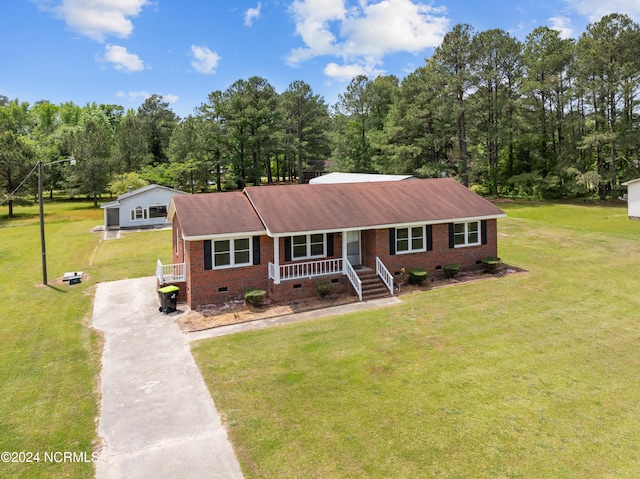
[396,226,426,254]
[214,238,251,268]
[292,233,326,260]
[454,221,480,247]
[130,206,147,221]
[149,205,167,218]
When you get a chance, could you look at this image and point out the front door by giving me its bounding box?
[346,231,361,266]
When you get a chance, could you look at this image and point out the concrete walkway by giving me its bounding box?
[92,277,243,479]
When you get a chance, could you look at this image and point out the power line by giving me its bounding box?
[0,162,39,207]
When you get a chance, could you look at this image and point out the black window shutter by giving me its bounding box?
[327,233,334,257]
[448,223,455,249]
[204,240,212,270]
[389,228,396,255]
[481,220,488,245]
[253,236,261,265]
[284,237,291,261]
[426,225,433,251]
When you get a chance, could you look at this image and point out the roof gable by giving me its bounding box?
[170,191,265,238]
[117,184,187,201]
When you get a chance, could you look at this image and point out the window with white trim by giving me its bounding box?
[214,238,251,268]
[454,221,480,247]
[130,206,147,221]
[292,233,326,259]
[396,226,426,253]
[149,205,167,218]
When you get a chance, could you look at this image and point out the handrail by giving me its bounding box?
[156,260,186,284]
[274,258,343,281]
[343,261,363,301]
[376,257,394,296]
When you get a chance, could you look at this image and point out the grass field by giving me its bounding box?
[0,199,172,478]
[192,200,640,478]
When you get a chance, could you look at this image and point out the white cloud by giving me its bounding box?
[245,2,262,27]
[190,45,221,75]
[564,0,640,22]
[341,0,449,57]
[287,0,348,63]
[548,16,574,39]
[287,0,449,81]
[116,91,179,104]
[101,45,144,72]
[116,90,150,102]
[323,62,383,81]
[46,0,149,42]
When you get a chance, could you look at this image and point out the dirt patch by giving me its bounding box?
[177,264,526,333]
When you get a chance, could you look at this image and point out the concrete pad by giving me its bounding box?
[93,277,243,479]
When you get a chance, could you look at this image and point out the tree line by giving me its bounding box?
[2,13,640,215]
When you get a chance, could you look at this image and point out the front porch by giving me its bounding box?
[156,259,186,284]
[267,254,394,302]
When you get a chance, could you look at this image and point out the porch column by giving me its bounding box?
[273,236,280,284]
[342,230,348,274]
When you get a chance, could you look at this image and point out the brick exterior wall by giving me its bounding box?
[268,274,350,302]
[368,221,499,280]
[176,219,499,308]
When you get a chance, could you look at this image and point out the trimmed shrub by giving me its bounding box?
[244,289,267,306]
[481,256,502,273]
[406,267,428,285]
[444,263,460,278]
[315,280,334,299]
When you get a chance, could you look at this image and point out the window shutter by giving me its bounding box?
[426,225,433,251]
[481,220,488,245]
[327,233,334,257]
[204,240,212,270]
[252,236,261,265]
[448,223,455,249]
[389,228,396,255]
[284,237,291,262]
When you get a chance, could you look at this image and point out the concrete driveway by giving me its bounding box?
[92,277,243,479]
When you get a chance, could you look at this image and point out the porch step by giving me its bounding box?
[356,269,392,300]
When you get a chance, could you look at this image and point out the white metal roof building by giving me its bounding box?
[309,172,414,184]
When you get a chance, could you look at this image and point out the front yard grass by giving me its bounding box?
[192,201,640,478]
[0,200,172,478]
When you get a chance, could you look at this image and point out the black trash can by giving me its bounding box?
[158,285,180,314]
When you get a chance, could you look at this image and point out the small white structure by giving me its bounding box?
[621,179,640,219]
[309,172,414,184]
[101,184,188,230]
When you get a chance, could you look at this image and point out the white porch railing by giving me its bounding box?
[343,260,363,301]
[269,258,343,283]
[156,259,186,284]
[376,257,394,296]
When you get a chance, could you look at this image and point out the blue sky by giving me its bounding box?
[2,0,639,118]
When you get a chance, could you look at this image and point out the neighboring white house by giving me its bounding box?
[101,184,188,229]
[309,172,415,184]
[622,178,640,219]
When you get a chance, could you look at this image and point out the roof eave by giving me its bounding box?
[183,230,267,241]
[267,213,507,237]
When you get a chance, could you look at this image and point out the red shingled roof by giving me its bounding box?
[169,179,505,238]
[170,191,265,238]
[244,178,505,235]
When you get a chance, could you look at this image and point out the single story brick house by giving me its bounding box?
[160,179,506,308]
[101,184,188,230]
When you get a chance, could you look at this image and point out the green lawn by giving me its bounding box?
[192,201,640,478]
[0,200,172,478]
